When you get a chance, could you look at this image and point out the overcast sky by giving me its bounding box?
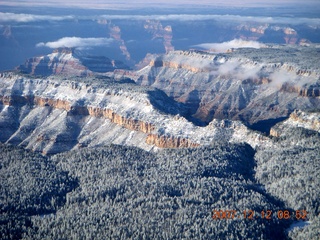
[1,0,319,9]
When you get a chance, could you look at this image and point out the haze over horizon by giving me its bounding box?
[1,0,320,9]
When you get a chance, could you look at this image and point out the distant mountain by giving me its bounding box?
[16,48,129,77]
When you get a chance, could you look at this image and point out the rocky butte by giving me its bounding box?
[17,48,128,77]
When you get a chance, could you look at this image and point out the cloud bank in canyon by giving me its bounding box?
[1,12,319,26]
[36,37,114,49]
[194,39,266,52]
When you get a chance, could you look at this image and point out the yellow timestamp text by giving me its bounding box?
[212,210,308,220]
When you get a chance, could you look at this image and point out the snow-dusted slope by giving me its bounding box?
[0,72,270,154]
[17,48,128,77]
[270,110,320,137]
[120,45,320,127]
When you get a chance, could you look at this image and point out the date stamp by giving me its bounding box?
[212,210,308,220]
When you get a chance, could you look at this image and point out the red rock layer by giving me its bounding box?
[0,94,203,148]
[149,60,207,73]
[0,95,154,134]
[146,134,200,148]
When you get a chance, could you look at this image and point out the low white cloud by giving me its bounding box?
[217,61,240,75]
[36,37,114,49]
[210,60,261,80]
[1,11,319,26]
[0,12,74,23]
[235,65,261,80]
[97,14,320,26]
[269,70,297,88]
[195,39,266,53]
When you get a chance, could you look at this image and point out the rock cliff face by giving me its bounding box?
[0,72,271,154]
[235,23,307,44]
[0,95,155,134]
[146,134,199,148]
[123,45,320,128]
[17,48,128,76]
[149,57,209,73]
[86,106,154,133]
[109,24,131,60]
[144,20,174,53]
[279,82,320,97]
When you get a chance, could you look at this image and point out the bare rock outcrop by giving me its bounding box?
[280,83,320,97]
[144,20,174,53]
[270,110,320,137]
[87,106,154,133]
[109,25,131,60]
[288,110,320,132]
[149,59,209,73]
[146,134,199,148]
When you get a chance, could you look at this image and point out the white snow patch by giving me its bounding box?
[286,220,311,233]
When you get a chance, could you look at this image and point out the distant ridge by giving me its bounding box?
[16,48,129,77]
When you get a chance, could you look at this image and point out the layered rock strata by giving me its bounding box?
[0,95,154,134]
[121,45,320,127]
[146,134,200,148]
[0,72,272,153]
